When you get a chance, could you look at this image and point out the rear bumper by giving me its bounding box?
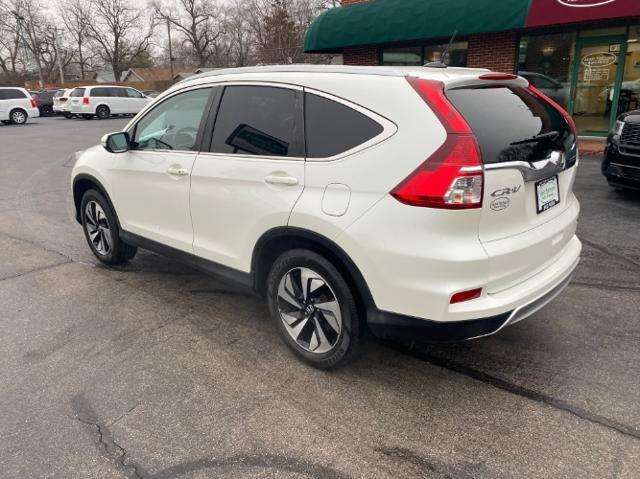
[368,261,577,342]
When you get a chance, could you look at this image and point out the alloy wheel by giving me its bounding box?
[277,267,343,354]
[11,110,26,124]
[84,201,112,255]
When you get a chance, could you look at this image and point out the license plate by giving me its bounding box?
[536,176,560,214]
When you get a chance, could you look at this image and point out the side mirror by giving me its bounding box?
[101,131,130,153]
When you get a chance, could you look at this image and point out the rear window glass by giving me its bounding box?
[71,88,86,97]
[446,86,575,164]
[304,93,384,158]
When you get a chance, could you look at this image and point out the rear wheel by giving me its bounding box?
[10,109,27,125]
[41,105,53,116]
[64,113,72,119]
[96,105,110,120]
[267,249,361,369]
[80,189,137,265]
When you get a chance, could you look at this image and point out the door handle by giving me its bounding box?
[166,166,189,177]
[264,175,299,186]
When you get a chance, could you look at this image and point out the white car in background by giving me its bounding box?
[53,88,76,118]
[0,87,40,125]
[70,86,151,120]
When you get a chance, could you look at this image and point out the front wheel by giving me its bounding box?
[80,189,137,265]
[267,249,361,369]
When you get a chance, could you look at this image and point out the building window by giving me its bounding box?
[517,32,576,111]
[381,47,422,66]
[381,41,468,67]
[423,42,468,67]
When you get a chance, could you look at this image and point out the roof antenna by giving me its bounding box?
[425,30,458,68]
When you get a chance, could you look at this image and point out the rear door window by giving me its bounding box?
[304,93,384,158]
[210,86,302,158]
[446,86,575,164]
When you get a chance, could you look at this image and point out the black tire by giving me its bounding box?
[267,249,361,369]
[64,113,73,119]
[80,189,137,265]
[82,114,93,120]
[41,105,53,116]
[1,120,11,125]
[96,105,110,119]
[10,108,27,125]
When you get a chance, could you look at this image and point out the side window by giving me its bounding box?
[90,88,102,97]
[126,88,143,99]
[304,93,384,158]
[71,88,85,97]
[112,88,127,97]
[5,89,27,99]
[133,88,211,151]
[0,90,6,100]
[210,86,302,157]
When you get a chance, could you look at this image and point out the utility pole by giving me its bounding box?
[167,18,174,79]
[53,28,65,85]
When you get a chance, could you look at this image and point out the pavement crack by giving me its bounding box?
[581,238,640,270]
[570,280,640,293]
[0,260,72,282]
[394,347,640,442]
[71,394,147,479]
[0,229,76,263]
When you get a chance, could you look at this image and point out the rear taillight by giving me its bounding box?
[30,99,37,108]
[83,97,89,105]
[527,84,577,135]
[391,78,483,209]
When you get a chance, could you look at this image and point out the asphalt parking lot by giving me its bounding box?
[1,115,639,478]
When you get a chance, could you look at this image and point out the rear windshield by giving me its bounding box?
[446,86,575,164]
[71,88,86,97]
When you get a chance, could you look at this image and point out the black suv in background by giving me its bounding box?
[603,111,640,191]
[30,90,60,116]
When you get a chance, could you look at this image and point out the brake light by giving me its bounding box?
[83,97,89,105]
[30,99,37,108]
[479,73,518,81]
[391,78,483,209]
[527,84,576,134]
[451,288,483,304]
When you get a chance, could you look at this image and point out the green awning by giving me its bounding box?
[304,0,533,53]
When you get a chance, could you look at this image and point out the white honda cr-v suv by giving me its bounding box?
[71,65,581,369]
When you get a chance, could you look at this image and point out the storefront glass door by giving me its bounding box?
[570,36,627,135]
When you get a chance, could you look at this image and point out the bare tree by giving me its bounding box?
[60,0,93,80]
[85,0,155,81]
[0,4,23,80]
[154,0,224,68]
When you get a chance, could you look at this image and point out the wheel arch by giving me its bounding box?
[251,227,376,313]
[72,174,120,228]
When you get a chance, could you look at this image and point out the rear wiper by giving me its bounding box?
[510,131,560,146]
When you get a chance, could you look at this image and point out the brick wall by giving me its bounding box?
[343,46,379,66]
[467,31,519,73]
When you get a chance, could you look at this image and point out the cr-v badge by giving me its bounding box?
[490,185,521,211]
